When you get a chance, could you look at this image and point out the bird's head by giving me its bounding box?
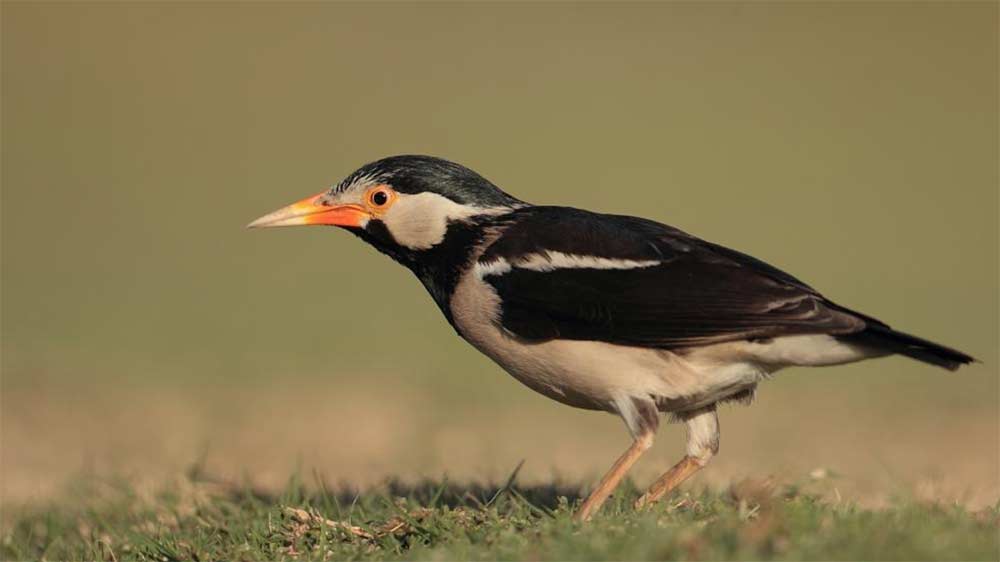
[248,155,523,260]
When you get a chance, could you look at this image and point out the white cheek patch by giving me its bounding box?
[381,192,502,250]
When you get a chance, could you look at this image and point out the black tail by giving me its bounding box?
[839,324,976,371]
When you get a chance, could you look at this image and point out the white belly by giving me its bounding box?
[449,270,775,414]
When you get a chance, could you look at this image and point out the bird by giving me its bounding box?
[248,154,974,521]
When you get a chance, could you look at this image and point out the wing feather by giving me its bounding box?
[479,207,865,348]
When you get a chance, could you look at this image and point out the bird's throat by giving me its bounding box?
[357,218,493,327]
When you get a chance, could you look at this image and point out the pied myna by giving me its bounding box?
[249,155,974,521]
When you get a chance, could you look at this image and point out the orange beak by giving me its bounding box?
[247,192,370,229]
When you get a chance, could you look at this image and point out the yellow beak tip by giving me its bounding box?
[245,207,304,229]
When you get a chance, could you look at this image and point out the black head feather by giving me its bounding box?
[336,155,524,208]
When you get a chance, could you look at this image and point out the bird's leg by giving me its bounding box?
[575,398,659,522]
[634,456,703,508]
[575,431,653,521]
[635,405,719,508]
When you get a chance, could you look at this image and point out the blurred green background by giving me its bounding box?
[2,3,997,508]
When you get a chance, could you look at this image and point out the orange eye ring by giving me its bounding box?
[366,186,396,210]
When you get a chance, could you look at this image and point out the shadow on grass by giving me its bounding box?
[187,459,586,513]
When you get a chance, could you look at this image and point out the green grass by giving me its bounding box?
[4,472,998,561]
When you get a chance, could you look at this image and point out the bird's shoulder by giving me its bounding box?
[479,205,814,292]
[480,206,692,264]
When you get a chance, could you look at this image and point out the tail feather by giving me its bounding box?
[839,324,976,371]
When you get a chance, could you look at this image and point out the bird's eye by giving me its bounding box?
[369,189,390,207]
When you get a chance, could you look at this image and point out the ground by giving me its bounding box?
[3,372,998,560]
[3,470,998,561]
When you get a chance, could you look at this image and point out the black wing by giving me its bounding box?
[479,207,868,348]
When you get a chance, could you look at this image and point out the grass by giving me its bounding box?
[3,470,997,561]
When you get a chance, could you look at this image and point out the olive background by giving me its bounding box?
[2,3,997,508]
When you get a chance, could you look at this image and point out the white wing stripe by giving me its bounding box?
[476,251,660,278]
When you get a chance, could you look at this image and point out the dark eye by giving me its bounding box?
[371,190,389,206]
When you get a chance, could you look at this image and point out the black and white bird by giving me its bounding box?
[249,155,974,520]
